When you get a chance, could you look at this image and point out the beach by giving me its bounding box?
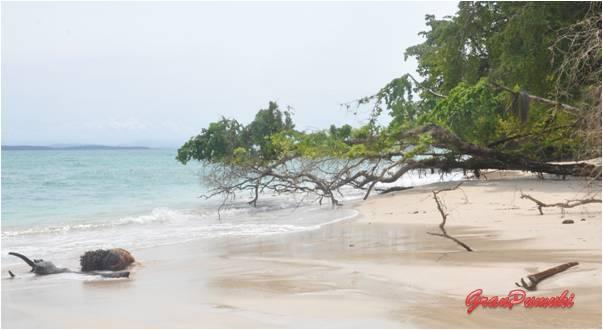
[2,173,601,328]
[3,1,601,328]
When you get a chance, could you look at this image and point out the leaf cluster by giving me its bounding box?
[177,101,295,166]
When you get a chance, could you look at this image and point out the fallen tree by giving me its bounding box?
[179,109,601,208]
[177,3,601,208]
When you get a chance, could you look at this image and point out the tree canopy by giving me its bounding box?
[176,101,295,165]
[178,2,601,207]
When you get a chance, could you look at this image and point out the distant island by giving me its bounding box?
[2,145,151,150]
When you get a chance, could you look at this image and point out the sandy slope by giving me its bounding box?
[2,173,601,328]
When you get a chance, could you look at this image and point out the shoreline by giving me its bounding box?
[2,173,601,328]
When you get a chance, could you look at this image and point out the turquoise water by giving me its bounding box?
[2,149,206,228]
[1,149,359,270]
[1,148,462,273]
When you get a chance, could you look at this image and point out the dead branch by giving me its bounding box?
[376,186,413,194]
[433,181,464,195]
[407,73,447,98]
[515,262,579,291]
[520,192,602,215]
[426,182,473,252]
[248,179,260,207]
[217,193,230,221]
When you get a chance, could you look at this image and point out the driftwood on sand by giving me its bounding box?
[515,262,579,291]
[8,248,135,279]
[376,186,413,195]
[520,192,602,215]
[426,182,473,252]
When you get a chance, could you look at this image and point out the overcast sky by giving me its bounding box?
[2,1,458,147]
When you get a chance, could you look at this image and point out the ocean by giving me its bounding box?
[1,148,461,270]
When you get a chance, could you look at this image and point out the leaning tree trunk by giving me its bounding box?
[401,124,601,178]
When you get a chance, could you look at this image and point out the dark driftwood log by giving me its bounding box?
[520,193,602,215]
[515,262,579,291]
[426,182,473,252]
[376,186,413,194]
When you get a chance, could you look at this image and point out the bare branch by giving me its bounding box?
[515,262,579,291]
[491,82,582,114]
[520,192,601,215]
[407,73,447,98]
[427,182,473,252]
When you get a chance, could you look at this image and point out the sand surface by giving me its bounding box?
[2,173,601,328]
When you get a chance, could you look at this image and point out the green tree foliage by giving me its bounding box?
[178,2,601,207]
[428,79,504,145]
[243,101,295,160]
[177,102,295,165]
[329,124,352,142]
[361,1,599,159]
[176,118,244,164]
[405,2,591,96]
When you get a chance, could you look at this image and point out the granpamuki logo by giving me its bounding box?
[465,289,575,314]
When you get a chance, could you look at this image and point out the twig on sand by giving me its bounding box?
[515,262,579,291]
[520,192,601,215]
[426,182,473,252]
[375,186,413,195]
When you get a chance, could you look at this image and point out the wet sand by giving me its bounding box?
[2,174,601,328]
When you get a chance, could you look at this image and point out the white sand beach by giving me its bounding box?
[2,173,601,328]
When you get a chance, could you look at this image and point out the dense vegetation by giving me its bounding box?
[178,2,601,206]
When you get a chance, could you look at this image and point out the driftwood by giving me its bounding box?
[515,262,579,291]
[426,182,473,252]
[8,250,134,279]
[520,192,602,215]
[376,186,413,194]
